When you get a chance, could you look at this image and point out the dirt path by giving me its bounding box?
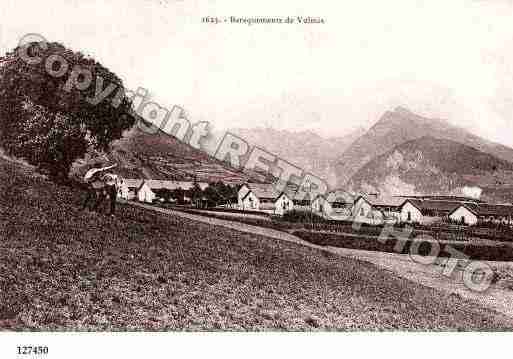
[185,208,272,221]
[129,202,513,319]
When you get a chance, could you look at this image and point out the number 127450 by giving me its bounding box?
[17,346,48,355]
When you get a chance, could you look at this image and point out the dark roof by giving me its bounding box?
[404,199,462,215]
[316,190,355,204]
[447,203,513,218]
[396,195,484,203]
[124,179,209,190]
[243,182,302,201]
[403,199,513,218]
[355,194,403,207]
[447,204,480,217]
[244,183,282,200]
[136,180,150,192]
[369,197,404,207]
[475,204,513,217]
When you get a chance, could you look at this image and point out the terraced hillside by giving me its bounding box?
[1,157,511,330]
[73,123,273,184]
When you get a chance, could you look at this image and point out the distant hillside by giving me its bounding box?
[72,120,273,184]
[336,107,513,186]
[348,136,513,203]
[228,127,364,186]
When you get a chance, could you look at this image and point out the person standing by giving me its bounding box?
[82,163,117,213]
[100,173,119,216]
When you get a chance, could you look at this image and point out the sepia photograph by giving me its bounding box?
[1,0,513,357]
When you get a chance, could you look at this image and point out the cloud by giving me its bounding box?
[454,186,483,200]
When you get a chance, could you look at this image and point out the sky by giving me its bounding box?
[1,0,513,145]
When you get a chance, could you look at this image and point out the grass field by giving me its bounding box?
[1,158,512,330]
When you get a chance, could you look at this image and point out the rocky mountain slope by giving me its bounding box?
[336,107,513,186]
[347,136,513,203]
[228,127,364,186]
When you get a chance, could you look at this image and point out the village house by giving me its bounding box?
[348,194,405,225]
[237,183,251,206]
[367,196,404,223]
[448,203,513,226]
[399,198,478,225]
[124,179,144,200]
[136,181,156,203]
[399,199,423,223]
[116,178,130,200]
[311,190,354,220]
[144,180,209,192]
[351,195,373,222]
[122,179,209,202]
[448,204,479,225]
[238,183,294,215]
[351,195,385,225]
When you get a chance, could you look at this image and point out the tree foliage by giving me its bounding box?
[188,181,204,206]
[0,40,134,180]
[203,181,237,206]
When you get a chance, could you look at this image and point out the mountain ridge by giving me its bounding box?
[72,118,274,184]
[348,135,513,202]
[336,107,513,186]
[227,126,365,186]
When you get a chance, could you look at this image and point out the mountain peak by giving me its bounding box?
[336,106,513,186]
[374,106,445,130]
[348,135,513,201]
[393,106,414,115]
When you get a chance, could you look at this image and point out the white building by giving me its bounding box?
[351,195,379,224]
[123,179,210,202]
[448,205,478,225]
[124,179,144,200]
[117,178,130,200]
[449,203,513,226]
[274,193,294,215]
[238,184,251,207]
[143,180,209,191]
[137,181,156,203]
[311,190,354,220]
[399,200,423,223]
[349,194,406,225]
[311,195,330,216]
[238,183,294,215]
[398,198,474,225]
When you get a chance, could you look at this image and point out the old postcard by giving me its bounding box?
[0,0,512,357]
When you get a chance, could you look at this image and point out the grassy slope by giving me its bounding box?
[0,158,512,330]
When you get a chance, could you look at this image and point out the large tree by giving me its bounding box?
[0,40,134,180]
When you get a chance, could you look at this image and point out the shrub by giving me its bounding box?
[282,210,326,223]
[293,230,513,262]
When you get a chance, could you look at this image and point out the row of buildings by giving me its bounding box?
[237,183,513,226]
[117,179,209,203]
[116,178,513,226]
